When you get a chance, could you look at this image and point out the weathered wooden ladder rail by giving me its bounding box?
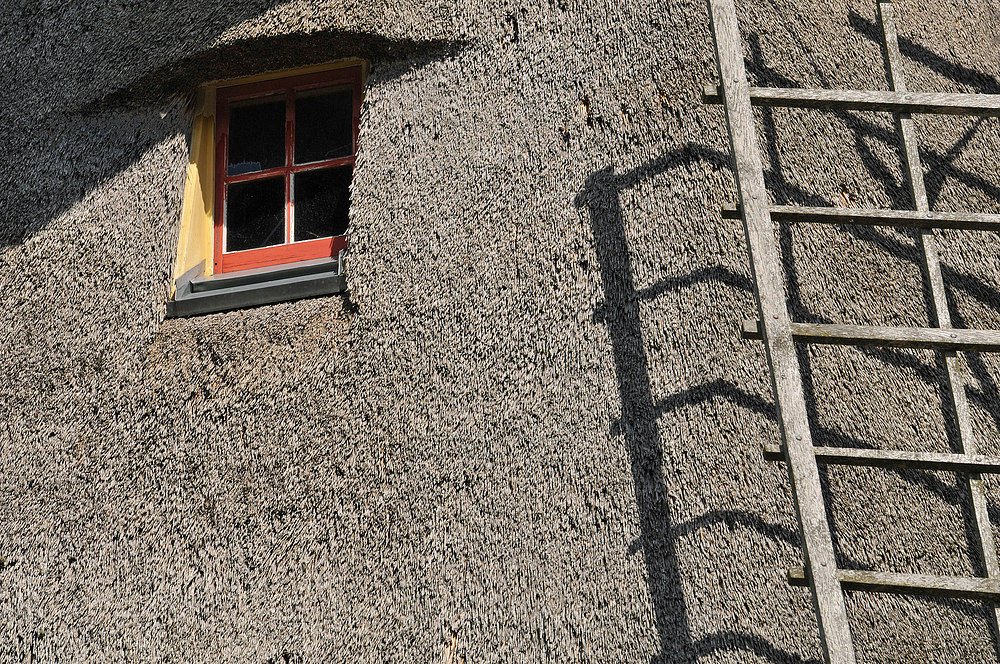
[705,1,1000,662]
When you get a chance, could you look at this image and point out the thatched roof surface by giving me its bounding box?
[2,0,1000,661]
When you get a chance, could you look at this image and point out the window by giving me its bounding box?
[214,67,361,273]
[167,61,365,318]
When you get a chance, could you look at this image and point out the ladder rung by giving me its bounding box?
[764,443,1000,474]
[742,319,1000,352]
[721,205,1000,232]
[703,84,1000,117]
[788,567,1000,602]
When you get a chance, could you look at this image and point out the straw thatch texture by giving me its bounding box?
[2,0,1000,662]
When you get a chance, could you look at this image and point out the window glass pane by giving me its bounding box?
[294,87,354,164]
[293,166,351,242]
[226,177,286,252]
[228,97,286,176]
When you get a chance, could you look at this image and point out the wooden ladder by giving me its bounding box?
[705,1,1000,662]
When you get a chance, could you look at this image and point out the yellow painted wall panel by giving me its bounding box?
[171,87,216,293]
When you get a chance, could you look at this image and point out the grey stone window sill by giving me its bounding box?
[166,253,347,318]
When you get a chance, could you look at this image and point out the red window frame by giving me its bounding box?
[214,67,362,273]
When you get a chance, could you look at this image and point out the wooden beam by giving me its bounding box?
[703,84,1000,117]
[764,443,1000,474]
[721,205,1000,232]
[706,0,857,661]
[743,319,1000,352]
[788,567,1000,602]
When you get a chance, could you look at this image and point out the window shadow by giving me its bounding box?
[79,30,463,114]
[578,152,832,663]
[577,160,697,662]
[0,10,463,249]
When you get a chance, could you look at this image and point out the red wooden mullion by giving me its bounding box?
[224,166,285,185]
[291,156,355,173]
[222,156,355,186]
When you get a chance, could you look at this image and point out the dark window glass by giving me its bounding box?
[294,88,353,164]
[226,177,286,252]
[293,166,351,242]
[228,97,286,176]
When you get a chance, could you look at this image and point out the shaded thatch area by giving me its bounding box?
[2,0,1000,662]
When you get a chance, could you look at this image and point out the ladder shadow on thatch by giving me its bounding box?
[657,379,1000,627]
[846,13,1000,98]
[579,154,826,664]
[577,161,694,663]
[655,379,990,516]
